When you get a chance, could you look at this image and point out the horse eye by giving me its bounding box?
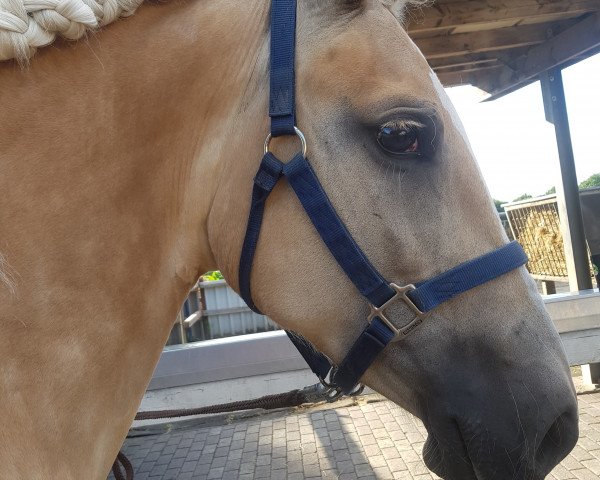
[377,121,421,155]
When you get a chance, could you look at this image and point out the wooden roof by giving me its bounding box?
[406,0,600,98]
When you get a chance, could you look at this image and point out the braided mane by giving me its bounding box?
[0,0,429,64]
[0,0,143,63]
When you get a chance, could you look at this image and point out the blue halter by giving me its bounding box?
[238,0,528,396]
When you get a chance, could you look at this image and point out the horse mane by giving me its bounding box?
[0,0,430,64]
[381,0,430,22]
[0,0,143,64]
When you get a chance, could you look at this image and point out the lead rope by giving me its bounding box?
[111,452,133,480]
[111,383,360,479]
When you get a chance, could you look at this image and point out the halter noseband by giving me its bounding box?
[238,0,528,397]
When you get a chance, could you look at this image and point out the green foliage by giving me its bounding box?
[202,271,224,281]
[509,174,597,204]
[493,199,506,212]
[513,193,533,202]
[579,173,600,190]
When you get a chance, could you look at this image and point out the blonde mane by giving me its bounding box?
[0,0,429,64]
[0,0,143,63]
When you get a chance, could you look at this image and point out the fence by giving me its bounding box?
[504,187,600,285]
[192,280,279,340]
[166,280,280,346]
[498,212,514,241]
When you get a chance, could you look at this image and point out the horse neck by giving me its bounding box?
[0,1,267,478]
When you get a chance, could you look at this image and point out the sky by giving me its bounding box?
[445,53,600,203]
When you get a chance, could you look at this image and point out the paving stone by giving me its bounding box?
[336,459,356,473]
[303,463,323,477]
[192,463,210,476]
[257,444,271,455]
[340,473,360,480]
[213,446,229,458]
[166,457,184,469]
[387,456,408,472]
[334,449,351,462]
[162,468,180,479]
[254,464,271,478]
[256,454,271,466]
[179,461,196,474]
[220,471,238,480]
[223,458,241,471]
[373,466,393,478]
[287,473,305,480]
[239,462,254,475]
[206,466,224,479]
[573,468,600,480]
[270,468,287,480]
[210,456,226,469]
[287,460,303,474]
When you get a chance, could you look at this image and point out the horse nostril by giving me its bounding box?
[536,408,579,472]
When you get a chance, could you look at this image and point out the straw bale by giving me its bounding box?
[520,209,567,277]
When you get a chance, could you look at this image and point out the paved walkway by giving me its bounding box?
[110,392,600,480]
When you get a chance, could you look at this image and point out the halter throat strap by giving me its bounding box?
[238,0,528,395]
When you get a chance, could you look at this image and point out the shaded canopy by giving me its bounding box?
[406,0,600,98]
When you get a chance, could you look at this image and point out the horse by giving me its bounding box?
[0,0,579,479]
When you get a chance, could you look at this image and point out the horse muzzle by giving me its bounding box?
[421,395,579,480]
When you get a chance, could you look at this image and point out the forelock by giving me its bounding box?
[378,0,432,23]
[334,1,432,23]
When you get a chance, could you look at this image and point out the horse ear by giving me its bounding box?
[380,0,430,23]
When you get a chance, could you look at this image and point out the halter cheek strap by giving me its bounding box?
[238,0,528,396]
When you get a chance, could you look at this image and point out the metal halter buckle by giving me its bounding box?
[264,126,307,158]
[301,382,364,404]
[367,284,427,342]
[316,370,365,403]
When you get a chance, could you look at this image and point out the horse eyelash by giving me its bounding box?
[381,119,426,131]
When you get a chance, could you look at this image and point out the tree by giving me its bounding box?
[545,186,556,195]
[513,193,533,202]
[493,199,506,212]
[579,173,600,190]
[202,271,224,281]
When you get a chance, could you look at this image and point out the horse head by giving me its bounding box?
[208,2,578,479]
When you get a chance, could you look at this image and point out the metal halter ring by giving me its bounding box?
[264,126,307,158]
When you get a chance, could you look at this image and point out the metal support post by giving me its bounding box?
[540,68,593,292]
[541,68,597,386]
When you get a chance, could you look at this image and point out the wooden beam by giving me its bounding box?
[429,53,502,71]
[427,48,532,72]
[445,65,504,76]
[436,66,507,88]
[479,13,600,98]
[415,20,576,59]
[407,0,600,34]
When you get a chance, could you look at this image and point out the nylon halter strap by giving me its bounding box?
[238,0,529,396]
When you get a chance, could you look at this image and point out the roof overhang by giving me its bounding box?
[406,0,600,98]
